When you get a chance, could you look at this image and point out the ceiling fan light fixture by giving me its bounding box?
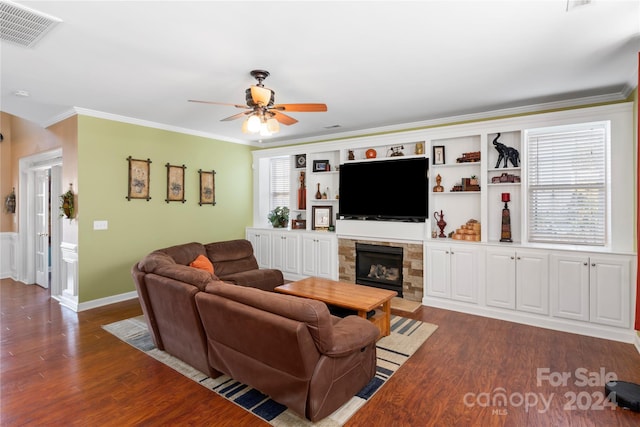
[266,117,280,133]
[250,85,272,106]
[259,123,272,137]
[246,114,261,133]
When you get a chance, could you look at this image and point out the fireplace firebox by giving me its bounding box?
[355,243,403,297]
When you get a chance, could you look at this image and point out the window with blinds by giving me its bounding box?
[269,157,290,210]
[526,122,608,246]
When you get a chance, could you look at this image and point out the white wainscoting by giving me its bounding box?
[0,232,18,280]
[59,242,79,311]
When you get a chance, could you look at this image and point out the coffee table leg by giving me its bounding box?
[381,300,391,337]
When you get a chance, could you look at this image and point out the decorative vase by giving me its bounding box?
[434,210,447,238]
[365,148,377,159]
[315,183,322,199]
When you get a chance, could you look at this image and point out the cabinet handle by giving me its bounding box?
[445,251,449,254]
[583,262,588,266]
[510,256,515,260]
[592,263,596,267]
[516,257,521,260]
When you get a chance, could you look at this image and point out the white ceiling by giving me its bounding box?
[1,0,639,147]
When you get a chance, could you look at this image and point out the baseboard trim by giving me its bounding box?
[423,297,636,344]
[76,291,139,312]
[634,333,640,355]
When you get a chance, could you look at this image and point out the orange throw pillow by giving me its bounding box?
[189,254,214,274]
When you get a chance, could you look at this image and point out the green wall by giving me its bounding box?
[77,116,254,302]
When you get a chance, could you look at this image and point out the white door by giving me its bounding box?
[515,251,549,315]
[426,245,451,298]
[450,246,478,303]
[35,169,50,288]
[485,248,516,309]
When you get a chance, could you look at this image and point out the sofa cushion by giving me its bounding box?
[204,282,335,353]
[205,240,259,277]
[138,252,214,291]
[220,269,283,292]
[158,242,207,266]
[190,254,214,274]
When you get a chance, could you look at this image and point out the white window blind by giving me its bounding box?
[269,157,290,210]
[526,122,607,246]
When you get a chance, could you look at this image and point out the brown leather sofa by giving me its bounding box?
[131,239,283,376]
[196,282,379,422]
[131,239,379,422]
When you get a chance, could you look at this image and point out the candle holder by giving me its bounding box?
[500,193,512,242]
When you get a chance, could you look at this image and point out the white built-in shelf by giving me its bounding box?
[343,153,426,164]
[310,199,339,204]
[433,191,481,195]
[487,183,521,187]
[432,162,481,169]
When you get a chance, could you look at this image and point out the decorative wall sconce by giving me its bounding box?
[60,184,75,219]
[4,187,16,213]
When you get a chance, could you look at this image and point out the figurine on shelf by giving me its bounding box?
[433,174,444,192]
[493,133,520,168]
[315,183,322,199]
[298,171,306,210]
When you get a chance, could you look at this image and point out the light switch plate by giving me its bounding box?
[93,220,108,230]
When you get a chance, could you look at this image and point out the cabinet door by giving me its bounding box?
[550,254,589,321]
[516,250,549,315]
[450,246,478,303]
[426,245,450,298]
[247,230,271,269]
[283,234,301,275]
[589,255,631,328]
[301,235,317,277]
[485,248,516,309]
[270,232,286,272]
[315,235,335,279]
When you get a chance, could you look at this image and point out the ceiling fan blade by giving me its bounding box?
[272,103,327,112]
[271,111,298,126]
[221,111,252,121]
[188,99,247,109]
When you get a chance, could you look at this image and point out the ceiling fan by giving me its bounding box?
[189,70,327,136]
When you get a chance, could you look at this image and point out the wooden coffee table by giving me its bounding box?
[275,277,397,338]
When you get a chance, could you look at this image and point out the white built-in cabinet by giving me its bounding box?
[251,103,636,343]
[550,253,631,328]
[246,228,337,281]
[426,242,479,303]
[485,247,549,315]
[271,232,300,276]
[301,233,336,279]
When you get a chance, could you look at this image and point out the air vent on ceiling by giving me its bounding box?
[0,0,61,48]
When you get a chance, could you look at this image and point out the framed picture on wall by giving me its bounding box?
[432,146,445,165]
[312,205,332,230]
[198,169,216,206]
[165,163,186,203]
[126,156,151,201]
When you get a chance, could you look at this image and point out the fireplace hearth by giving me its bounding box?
[356,243,403,297]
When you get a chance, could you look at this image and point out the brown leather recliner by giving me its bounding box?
[131,240,284,377]
[195,282,379,422]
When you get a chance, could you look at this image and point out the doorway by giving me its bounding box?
[18,149,62,298]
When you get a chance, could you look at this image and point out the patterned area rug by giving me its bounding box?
[103,315,437,426]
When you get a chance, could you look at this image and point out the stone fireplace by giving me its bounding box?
[355,243,404,296]
[338,238,423,302]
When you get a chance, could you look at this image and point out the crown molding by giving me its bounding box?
[42,107,251,145]
[265,89,633,147]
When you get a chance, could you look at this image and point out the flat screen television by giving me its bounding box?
[338,157,428,222]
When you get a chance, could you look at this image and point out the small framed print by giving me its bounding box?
[126,156,151,201]
[198,169,216,206]
[295,154,306,168]
[165,163,186,203]
[313,160,330,172]
[312,205,332,230]
[433,145,445,165]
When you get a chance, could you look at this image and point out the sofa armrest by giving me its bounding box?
[323,316,379,357]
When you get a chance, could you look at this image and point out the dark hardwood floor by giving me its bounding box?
[2,278,639,426]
